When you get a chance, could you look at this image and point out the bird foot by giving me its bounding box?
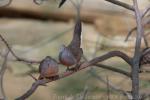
[66,67,73,71]
[66,62,83,72]
[48,75,59,80]
[66,66,80,72]
[73,62,83,71]
[69,67,78,72]
[66,67,76,72]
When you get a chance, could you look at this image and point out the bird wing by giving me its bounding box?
[60,48,77,65]
[39,59,45,73]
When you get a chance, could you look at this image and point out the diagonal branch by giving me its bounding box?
[88,51,132,66]
[16,50,132,100]
[90,71,132,99]
[104,0,134,11]
[95,64,131,77]
[141,4,150,18]
[125,18,150,45]
[83,55,131,78]
[0,34,40,64]
[0,50,9,100]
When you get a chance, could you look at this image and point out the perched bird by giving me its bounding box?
[140,47,150,66]
[38,56,59,80]
[59,0,67,8]
[59,4,83,71]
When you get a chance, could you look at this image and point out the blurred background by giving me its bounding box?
[0,0,150,100]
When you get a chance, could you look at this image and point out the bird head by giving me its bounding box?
[45,56,52,60]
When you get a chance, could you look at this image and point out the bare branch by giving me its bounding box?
[33,0,47,5]
[95,64,131,77]
[125,19,150,46]
[141,4,150,18]
[132,0,144,99]
[88,51,132,66]
[83,54,131,78]
[104,0,134,11]
[16,50,132,99]
[90,71,132,99]
[0,0,12,7]
[106,76,110,100]
[0,34,40,64]
[0,50,9,100]
[80,85,89,100]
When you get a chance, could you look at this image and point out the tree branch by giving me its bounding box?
[104,0,134,11]
[83,54,131,78]
[0,50,9,100]
[132,0,144,99]
[88,51,132,66]
[90,71,132,99]
[0,34,40,64]
[0,0,12,7]
[95,64,131,77]
[16,50,132,99]
[125,18,150,46]
[141,4,150,18]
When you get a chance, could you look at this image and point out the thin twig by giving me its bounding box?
[106,75,110,100]
[90,70,132,99]
[125,18,150,46]
[95,64,131,77]
[104,0,134,11]
[141,4,150,18]
[83,53,131,78]
[80,85,88,100]
[88,51,132,66]
[0,34,40,64]
[16,50,132,99]
[0,0,12,7]
[0,50,9,100]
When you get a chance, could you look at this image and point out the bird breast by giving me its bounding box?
[59,48,77,66]
[41,61,58,77]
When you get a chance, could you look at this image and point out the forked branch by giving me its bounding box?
[16,50,132,100]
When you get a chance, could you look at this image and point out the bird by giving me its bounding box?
[38,56,59,80]
[59,3,83,71]
[140,47,150,66]
[59,0,67,8]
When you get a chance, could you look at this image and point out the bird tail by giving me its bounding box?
[70,0,83,47]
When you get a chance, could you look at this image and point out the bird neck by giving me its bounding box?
[70,17,82,47]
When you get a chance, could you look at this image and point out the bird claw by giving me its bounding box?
[66,66,79,72]
[66,63,82,72]
[66,67,72,71]
[48,75,59,80]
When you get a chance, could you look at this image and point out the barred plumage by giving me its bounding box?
[140,47,150,66]
[38,56,59,79]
